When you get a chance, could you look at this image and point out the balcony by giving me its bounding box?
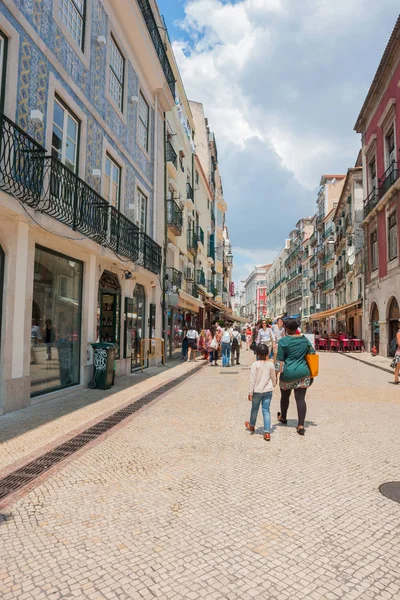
[310,231,318,246]
[310,305,316,314]
[322,251,334,265]
[286,288,302,302]
[363,188,379,219]
[0,114,162,274]
[196,269,206,287]
[187,229,197,254]
[317,303,327,312]
[136,0,175,97]
[316,214,324,231]
[334,269,344,286]
[167,199,183,235]
[207,279,215,294]
[186,182,194,201]
[379,162,399,199]
[317,244,325,258]
[196,226,204,247]
[211,206,215,224]
[187,281,198,298]
[322,225,333,240]
[287,267,302,281]
[310,255,317,268]
[317,273,325,285]
[166,267,182,291]
[165,140,177,171]
[310,280,316,292]
[323,278,333,292]
[303,308,310,317]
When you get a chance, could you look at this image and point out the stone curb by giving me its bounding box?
[339,352,393,375]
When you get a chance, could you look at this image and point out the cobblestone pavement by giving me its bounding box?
[0,353,400,600]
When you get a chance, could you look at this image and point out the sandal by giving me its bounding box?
[296,427,305,436]
[277,412,287,425]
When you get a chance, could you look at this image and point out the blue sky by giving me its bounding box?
[157,0,400,286]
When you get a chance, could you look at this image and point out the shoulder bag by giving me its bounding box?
[305,341,319,378]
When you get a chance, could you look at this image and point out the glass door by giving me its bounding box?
[130,284,146,371]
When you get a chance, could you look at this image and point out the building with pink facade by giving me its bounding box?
[355,16,400,356]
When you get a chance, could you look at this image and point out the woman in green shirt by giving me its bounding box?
[275,319,315,435]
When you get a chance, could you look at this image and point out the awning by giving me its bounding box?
[222,312,248,324]
[310,299,362,321]
[204,297,226,311]
[178,290,204,313]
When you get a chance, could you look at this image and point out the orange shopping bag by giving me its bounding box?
[306,353,319,377]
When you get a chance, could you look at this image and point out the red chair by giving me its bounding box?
[352,339,362,352]
[317,339,328,351]
[342,339,352,352]
[330,339,339,352]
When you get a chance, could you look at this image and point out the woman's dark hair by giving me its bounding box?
[285,319,299,334]
[257,344,269,360]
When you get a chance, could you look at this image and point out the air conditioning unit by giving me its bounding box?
[186,265,194,281]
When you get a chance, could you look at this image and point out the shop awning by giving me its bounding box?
[309,299,362,321]
[178,290,204,313]
[222,311,248,323]
[204,297,226,311]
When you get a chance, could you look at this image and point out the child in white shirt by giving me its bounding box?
[245,343,277,441]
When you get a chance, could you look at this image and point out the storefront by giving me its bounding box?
[30,246,83,397]
[0,245,4,357]
[125,283,146,371]
[166,290,204,359]
[388,297,399,351]
[370,303,380,352]
[97,271,121,357]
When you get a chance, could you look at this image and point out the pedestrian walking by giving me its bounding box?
[231,326,242,365]
[275,318,316,435]
[271,318,285,360]
[256,319,276,356]
[186,325,199,362]
[43,319,56,361]
[245,344,277,441]
[220,325,232,367]
[245,325,252,351]
[390,322,400,384]
[181,327,188,360]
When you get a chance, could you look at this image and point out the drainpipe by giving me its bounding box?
[162,113,167,359]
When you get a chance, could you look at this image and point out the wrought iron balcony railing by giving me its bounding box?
[310,280,316,291]
[286,288,302,302]
[165,140,177,169]
[379,162,399,199]
[310,231,318,246]
[334,269,344,286]
[323,278,333,292]
[207,238,215,261]
[322,225,333,240]
[363,188,379,219]
[207,279,214,294]
[187,228,197,252]
[167,199,183,235]
[345,214,352,230]
[310,305,316,314]
[196,269,206,287]
[196,226,204,246]
[166,267,182,291]
[0,113,162,274]
[136,0,175,97]
[322,251,334,265]
[186,182,194,201]
[211,206,215,224]
[317,303,327,312]
[317,273,325,284]
[187,281,198,299]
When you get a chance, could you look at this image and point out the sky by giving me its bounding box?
[157,0,400,288]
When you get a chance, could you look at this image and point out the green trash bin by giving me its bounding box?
[89,343,115,390]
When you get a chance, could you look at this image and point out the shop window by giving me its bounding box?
[370,230,378,271]
[0,32,8,113]
[103,154,121,208]
[52,97,80,173]
[59,0,85,50]
[138,92,149,152]
[109,35,124,111]
[388,212,398,261]
[30,246,83,397]
[125,284,145,370]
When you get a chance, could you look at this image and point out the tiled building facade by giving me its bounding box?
[0,0,175,413]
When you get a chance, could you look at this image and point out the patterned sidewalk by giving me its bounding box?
[0,353,399,600]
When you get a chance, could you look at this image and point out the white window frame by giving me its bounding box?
[368,155,377,194]
[53,0,92,68]
[388,211,398,262]
[137,91,150,153]
[137,188,147,233]
[52,97,80,173]
[103,154,121,208]
[58,0,85,49]
[108,34,124,113]
[371,230,378,272]
[0,32,7,113]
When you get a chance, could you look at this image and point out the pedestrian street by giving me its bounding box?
[0,353,400,600]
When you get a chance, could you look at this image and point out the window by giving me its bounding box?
[137,189,147,233]
[388,212,398,261]
[52,98,79,172]
[371,230,378,271]
[385,126,396,169]
[109,35,124,111]
[59,0,85,50]
[31,246,83,396]
[0,32,7,112]
[104,155,121,207]
[138,92,149,151]
[195,171,199,185]
[369,157,377,191]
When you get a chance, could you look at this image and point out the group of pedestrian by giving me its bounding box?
[246,318,316,441]
[181,322,243,367]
